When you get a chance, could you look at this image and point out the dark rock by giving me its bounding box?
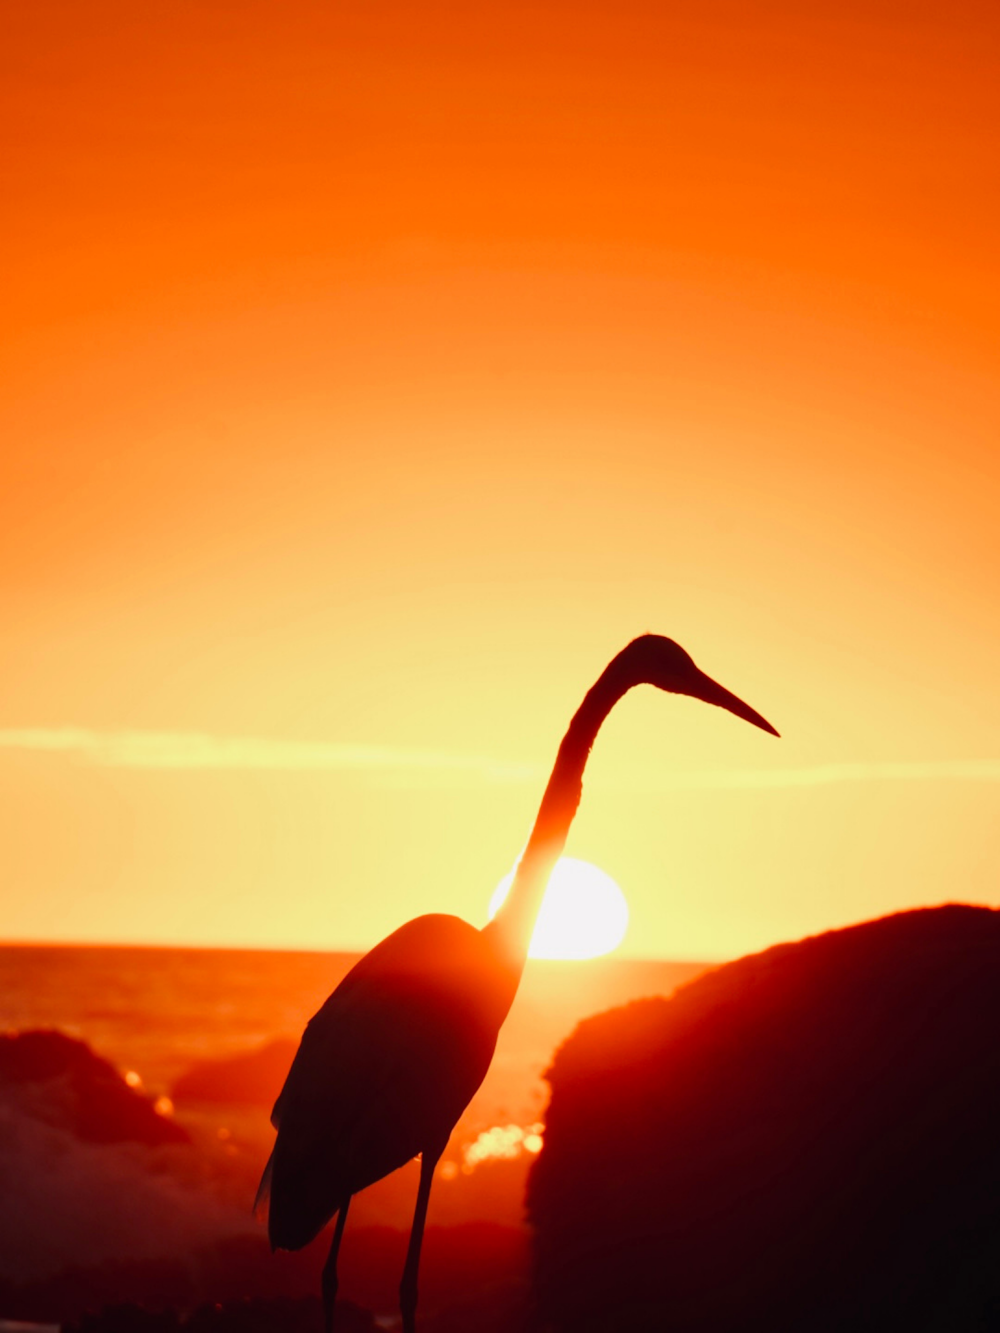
[529,905,1000,1332]
[171,1040,296,1108]
[0,1029,189,1145]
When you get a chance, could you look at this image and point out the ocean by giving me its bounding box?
[0,942,705,1109]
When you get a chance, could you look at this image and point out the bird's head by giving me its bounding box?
[615,634,779,736]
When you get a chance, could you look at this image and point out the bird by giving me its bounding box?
[255,634,778,1333]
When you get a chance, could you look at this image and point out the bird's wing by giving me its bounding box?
[268,958,402,1130]
[277,975,464,1172]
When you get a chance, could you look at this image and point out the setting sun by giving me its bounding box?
[488,857,629,960]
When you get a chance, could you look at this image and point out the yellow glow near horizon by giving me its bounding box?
[488,856,629,960]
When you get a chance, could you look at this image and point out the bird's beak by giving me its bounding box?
[692,672,780,737]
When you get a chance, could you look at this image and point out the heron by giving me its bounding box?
[255,634,778,1332]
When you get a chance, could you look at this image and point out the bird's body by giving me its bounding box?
[257,634,778,1332]
[264,913,518,1250]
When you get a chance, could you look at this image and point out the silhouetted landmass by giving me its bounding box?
[171,1040,296,1107]
[64,1295,374,1333]
[0,1224,529,1328]
[58,1284,530,1333]
[0,1236,313,1324]
[57,1284,530,1333]
[0,1029,188,1145]
[529,905,1000,1332]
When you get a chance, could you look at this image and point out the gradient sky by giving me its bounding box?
[2,0,998,959]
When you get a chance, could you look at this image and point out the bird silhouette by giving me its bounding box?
[255,634,778,1333]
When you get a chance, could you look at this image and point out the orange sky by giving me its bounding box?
[2,0,999,959]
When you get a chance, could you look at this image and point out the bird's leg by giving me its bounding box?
[399,1146,443,1333]
[321,1198,350,1333]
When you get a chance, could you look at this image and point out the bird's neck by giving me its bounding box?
[482,658,631,980]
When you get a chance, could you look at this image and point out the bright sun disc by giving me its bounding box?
[488,856,629,960]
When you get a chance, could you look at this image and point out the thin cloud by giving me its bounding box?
[0,729,999,790]
[630,759,1000,791]
[0,728,539,782]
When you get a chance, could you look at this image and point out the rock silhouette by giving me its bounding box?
[171,1039,296,1108]
[528,905,1000,1332]
[0,1029,188,1145]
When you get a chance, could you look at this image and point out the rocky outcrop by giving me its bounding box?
[0,1029,188,1145]
[529,905,1000,1332]
[171,1039,296,1108]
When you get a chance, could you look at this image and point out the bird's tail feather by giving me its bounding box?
[253,1150,274,1228]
